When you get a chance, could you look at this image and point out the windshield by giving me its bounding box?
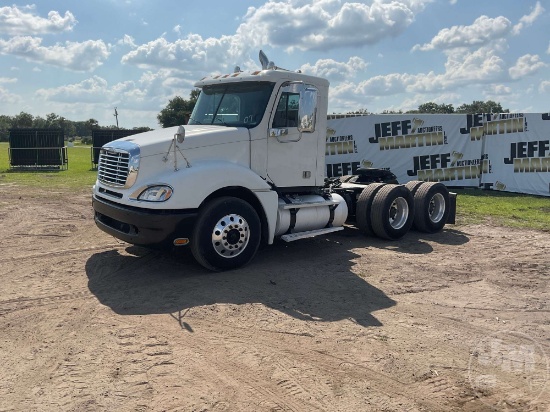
[189,82,275,128]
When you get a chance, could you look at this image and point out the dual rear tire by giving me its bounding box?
[356,181,450,240]
[409,181,450,233]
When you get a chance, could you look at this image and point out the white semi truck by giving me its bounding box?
[92,51,456,271]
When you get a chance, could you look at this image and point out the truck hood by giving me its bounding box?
[112,125,250,157]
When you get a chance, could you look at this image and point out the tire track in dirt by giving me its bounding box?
[0,291,94,316]
[0,246,159,317]
[0,244,125,263]
[165,317,454,411]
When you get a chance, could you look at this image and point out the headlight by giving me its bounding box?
[137,185,173,202]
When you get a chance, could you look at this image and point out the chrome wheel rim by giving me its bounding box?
[428,193,446,223]
[389,197,409,230]
[211,214,250,258]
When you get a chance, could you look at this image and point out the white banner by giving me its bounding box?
[480,113,550,196]
[326,113,550,197]
[326,114,484,187]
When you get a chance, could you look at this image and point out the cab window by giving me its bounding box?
[273,92,300,128]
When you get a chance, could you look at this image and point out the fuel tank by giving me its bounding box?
[275,193,348,236]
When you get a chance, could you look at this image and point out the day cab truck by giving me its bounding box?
[92,51,456,271]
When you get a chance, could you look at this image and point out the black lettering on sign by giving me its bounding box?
[407,153,451,176]
[460,114,484,134]
[369,120,412,144]
[504,141,550,164]
[326,162,361,177]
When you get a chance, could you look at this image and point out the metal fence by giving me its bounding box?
[8,128,67,170]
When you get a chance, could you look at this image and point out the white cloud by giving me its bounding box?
[509,54,547,79]
[121,34,241,72]
[539,80,550,94]
[35,69,187,111]
[121,1,433,72]
[117,34,137,49]
[33,69,198,127]
[299,57,368,81]
[442,45,507,83]
[0,77,17,84]
[0,86,21,105]
[413,15,512,51]
[512,1,544,35]
[238,0,429,52]
[488,84,512,95]
[0,36,110,72]
[327,42,511,108]
[36,76,110,104]
[0,5,76,35]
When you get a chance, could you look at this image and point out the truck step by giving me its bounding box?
[280,227,344,242]
[279,199,340,210]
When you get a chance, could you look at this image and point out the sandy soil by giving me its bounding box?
[0,186,548,412]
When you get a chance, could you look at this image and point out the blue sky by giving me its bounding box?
[0,0,548,129]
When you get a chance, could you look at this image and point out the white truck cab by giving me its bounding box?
[93,51,455,270]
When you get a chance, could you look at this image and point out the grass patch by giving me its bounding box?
[1,142,549,230]
[453,188,550,231]
[0,142,97,191]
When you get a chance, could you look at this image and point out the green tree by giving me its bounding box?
[414,102,455,114]
[12,111,33,128]
[347,108,370,115]
[456,100,509,114]
[157,89,200,128]
[132,126,153,132]
[32,115,47,128]
[0,115,12,142]
[74,121,90,137]
[85,118,100,134]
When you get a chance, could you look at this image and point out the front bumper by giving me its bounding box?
[93,194,198,248]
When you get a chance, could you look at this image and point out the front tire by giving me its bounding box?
[191,197,261,271]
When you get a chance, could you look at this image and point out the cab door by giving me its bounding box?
[266,83,319,188]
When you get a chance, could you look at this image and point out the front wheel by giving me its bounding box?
[191,197,261,271]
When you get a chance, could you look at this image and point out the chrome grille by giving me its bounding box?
[97,141,140,188]
[98,149,129,187]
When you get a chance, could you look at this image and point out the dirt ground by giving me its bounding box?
[0,186,548,412]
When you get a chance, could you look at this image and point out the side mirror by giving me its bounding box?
[175,125,185,143]
[298,87,317,133]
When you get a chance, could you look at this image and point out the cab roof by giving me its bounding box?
[194,68,329,89]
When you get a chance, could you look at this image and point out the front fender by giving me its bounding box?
[167,160,278,243]
[167,160,271,208]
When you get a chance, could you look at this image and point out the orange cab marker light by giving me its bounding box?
[173,238,190,246]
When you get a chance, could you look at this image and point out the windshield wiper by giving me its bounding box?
[213,117,229,126]
[188,117,203,124]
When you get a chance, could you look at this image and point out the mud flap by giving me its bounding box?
[447,192,457,224]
